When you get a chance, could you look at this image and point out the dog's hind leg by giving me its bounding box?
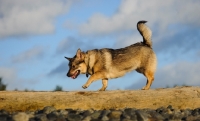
[98,79,108,91]
[82,71,106,89]
[142,71,154,90]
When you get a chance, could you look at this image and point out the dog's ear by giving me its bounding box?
[65,57,72,61]
[76,48,84,60]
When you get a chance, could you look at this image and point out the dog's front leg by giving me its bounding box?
[82,71,105,89]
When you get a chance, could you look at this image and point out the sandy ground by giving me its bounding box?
[0,86,200,112]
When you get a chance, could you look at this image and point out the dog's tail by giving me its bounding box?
[137,21,152,48]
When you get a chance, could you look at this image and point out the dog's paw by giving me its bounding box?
[142,86,149,90]
[98,88,106,91]
[82,85,88,89]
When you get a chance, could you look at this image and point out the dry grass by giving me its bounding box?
[1,86,200,112]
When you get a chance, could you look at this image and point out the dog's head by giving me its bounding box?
[65,49,87,79]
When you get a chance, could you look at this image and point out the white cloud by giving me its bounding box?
[75,0,200,60]
[0,67,41,90]
[156,61,200,86]
[114,33,142,48]
[55,37,108,56]
[0,0,72,38]
[12,46,45,63]
[78,0,200,37]
[0,67,16,84]
[56,37,82,55]
[0,67,22,90]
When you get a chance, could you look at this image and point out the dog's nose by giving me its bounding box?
[66,72,70,77]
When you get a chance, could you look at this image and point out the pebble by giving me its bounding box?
[0,105,200,121]
[43,106,56,114]
[12,112,29,121]
[107,110,122,119]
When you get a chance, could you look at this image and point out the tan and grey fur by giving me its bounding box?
[65,21,157,91]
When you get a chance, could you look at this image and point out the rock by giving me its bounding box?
[87,109,95,114]
[0,114,8,121]
[156,107,168,114]
[135,110,151,121]
[43,106,56,114]
[156,107,172,120]
[35,109,43,114]
[191,108,200,116]
[100,110,110,117]
[35,114,48,121]
[149,111,164,121]
[66,109,77,114]
[0,110,9,115]
[29,118,36,121]
[99,110,110,120]
[171,110,183,120]
[47,111,59,120]
[185,115,200,121]
[121,119,133,121]
[2,105,200,121]
[67,113,82,121]
[107,110,122,119]
[121,113,130,120]
[101,115,109,121]
[26,111,34,119]
[167,105,173,110]
[58,109,68,118]
[82,116,91,121]
[180,109,191,118]
[124,108,136,116]
[80,110,94,117]
[58,109,68,114]
[123,108,137,120]
[90,110,101,119]
[12,112,29,121]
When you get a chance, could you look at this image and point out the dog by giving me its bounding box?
[65,21,157,91]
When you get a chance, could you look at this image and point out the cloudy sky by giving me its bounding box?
[0,0,200,91]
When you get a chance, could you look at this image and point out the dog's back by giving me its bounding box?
[91,43,156,79]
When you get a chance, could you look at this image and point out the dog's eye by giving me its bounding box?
[72,65,75,68]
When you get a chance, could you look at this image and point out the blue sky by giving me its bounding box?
[0,0,200,91]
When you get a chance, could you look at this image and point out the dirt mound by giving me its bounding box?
[0,86,200,112]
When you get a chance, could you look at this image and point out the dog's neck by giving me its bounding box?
[83,51,94,76]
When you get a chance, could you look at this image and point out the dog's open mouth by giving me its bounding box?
[71,70,80,79]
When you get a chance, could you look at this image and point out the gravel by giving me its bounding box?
[1,105,200,121]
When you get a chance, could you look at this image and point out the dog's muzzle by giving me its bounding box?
[67,70,80,79]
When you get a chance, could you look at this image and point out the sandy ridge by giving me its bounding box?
[0,86,200,112]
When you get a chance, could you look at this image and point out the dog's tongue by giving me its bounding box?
[71,75,76,79]
[71,71,78,79]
